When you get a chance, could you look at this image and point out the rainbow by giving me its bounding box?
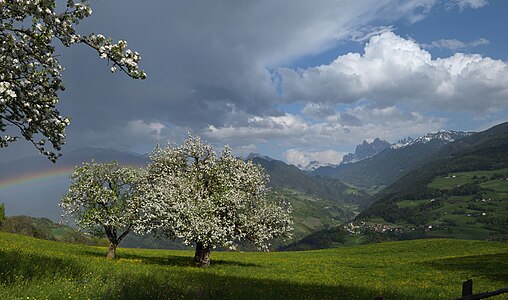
[0,167,75,190]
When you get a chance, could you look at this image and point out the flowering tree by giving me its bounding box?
[0,1,146,162]
[137,136,293,267]
[61,160,145,259]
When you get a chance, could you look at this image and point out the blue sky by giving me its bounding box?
[1,0,508,168]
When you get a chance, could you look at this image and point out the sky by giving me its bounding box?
[1,0,508,167]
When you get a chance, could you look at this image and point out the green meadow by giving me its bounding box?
[1,232,507,299]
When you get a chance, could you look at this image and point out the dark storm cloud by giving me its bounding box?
[1,0,453,162]
[48,0,442,150]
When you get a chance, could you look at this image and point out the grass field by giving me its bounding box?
[1,232,508,299]
[379,169,508,240]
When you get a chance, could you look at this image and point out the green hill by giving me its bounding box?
[360,122,508,216]
[353,122,508,241]
[270,188,358,242]
[288,122,508,250]
[0,187,359,250]
[0,215,107,246]
[250,156,368,205]
[349,168,508,241]
[1,232,507,299]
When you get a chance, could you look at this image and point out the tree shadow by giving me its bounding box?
[419,251,508,284]
[0,249,84,283]
[74,248,260,268]
[101,269,412,300]
[119,252,261,268]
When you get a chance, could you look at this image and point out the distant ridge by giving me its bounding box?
[343,138,391,164]
[248,156,368,205]
[312,129,472,190]
[391,130,473,149]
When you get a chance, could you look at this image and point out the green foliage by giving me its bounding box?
[0,215,107,246]
[0,203,5,224]
[1,216,54,240]
[250,157,368,205]
[1,232,507,299]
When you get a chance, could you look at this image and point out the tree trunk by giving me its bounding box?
[194,242,211,267]
[107,242,117,259]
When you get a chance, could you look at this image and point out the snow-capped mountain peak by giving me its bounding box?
[391,130,473,149]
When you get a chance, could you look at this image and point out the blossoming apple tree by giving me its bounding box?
[137,136,293,267]
[61,160,145,259]
[0,0,146,162]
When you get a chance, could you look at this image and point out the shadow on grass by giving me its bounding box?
[420,251,508,284]
[120,252,261,268]
[0,247,427,299]
[76,248,261,268]
[101,269,411,300]
[0,249,83,283]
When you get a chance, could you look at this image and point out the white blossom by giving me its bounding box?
[0,1,146,162]
[60,160,146,258]
[137,135,293,256]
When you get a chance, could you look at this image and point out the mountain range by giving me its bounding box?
[312,130,473,190]
[287,122,508,250]
[1,122,507,250]
[0,147,369,246]
[342,138,391,164]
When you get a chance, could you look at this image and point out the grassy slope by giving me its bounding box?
[250,157,368,205]
[357,168,508,241]
[271,188,358,241]
[1,232,508,299]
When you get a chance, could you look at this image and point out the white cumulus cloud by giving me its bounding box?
[278,32,508,114]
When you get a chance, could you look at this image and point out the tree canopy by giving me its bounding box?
[60,160,145,259]
[137,136,293,266]
[0,0,146,161]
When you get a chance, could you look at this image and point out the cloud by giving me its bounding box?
[302,103,337,119]
[284,149,346,167]
[349,25,395,42]
[447,0,488,10]
[127,120,165,140]
[278,32,508,114]
[424,38,489,50]
[51,0,444,147]
[7,0,500,163]
[205,105,445,152]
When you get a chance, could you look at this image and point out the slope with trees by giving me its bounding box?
[352,122,508,239]
[250,156,368,206]
[286,122,508,250]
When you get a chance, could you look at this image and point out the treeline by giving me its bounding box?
[0,206,107,246]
